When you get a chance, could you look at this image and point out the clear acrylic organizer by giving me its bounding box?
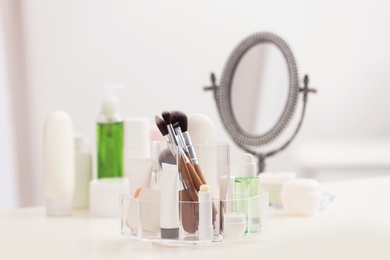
[120,141,269,245]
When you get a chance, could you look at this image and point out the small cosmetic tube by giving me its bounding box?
[43,111,75,217]
[160,163,179,239]
[198,184,213,242]
[126,158,153,197]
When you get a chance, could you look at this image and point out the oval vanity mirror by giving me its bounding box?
[231,42,289,136]
[205,32,316,173]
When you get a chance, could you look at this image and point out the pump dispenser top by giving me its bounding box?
[100,85,123,122]
[239,153,257,178]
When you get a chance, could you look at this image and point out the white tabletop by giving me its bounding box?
[1,176,390,260]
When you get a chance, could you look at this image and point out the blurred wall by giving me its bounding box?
[0,7,17,210]
[2,0,390,207]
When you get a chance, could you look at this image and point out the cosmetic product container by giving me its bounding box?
[235,154,260,233]
[281,178,321,216]
[73,134,92,209]
[160,163,180,239]
[89,177,128,217]
[124,117,150,160]
[97,85,124,179]
[43,111,75,216]
[198,185,213,242]
[259,172,296,208]
[120,141,268,245]
[222,213,246,239]
[220,192,268,240]
[121,141,226,243]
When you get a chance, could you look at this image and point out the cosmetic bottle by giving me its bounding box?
[234,153,260,233]
[73,134,92,208]
[124,117,152,193]
[97,85,124,178]
[43,111,75,216]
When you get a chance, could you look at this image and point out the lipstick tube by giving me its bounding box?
[198,184,213,241]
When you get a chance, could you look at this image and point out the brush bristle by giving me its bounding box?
[173,122,179,128]
[155,115,168,136]
[174,111,188,132]
[170,110,180,124]
[161,111,171,124]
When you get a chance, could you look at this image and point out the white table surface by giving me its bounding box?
[1,176,390,260]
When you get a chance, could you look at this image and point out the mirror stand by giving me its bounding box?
[205,73,317,174]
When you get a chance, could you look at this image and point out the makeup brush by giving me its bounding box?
[172,111,218,224]
[162,111,200,201]
[171,111,207,185]
[155,115,171,143]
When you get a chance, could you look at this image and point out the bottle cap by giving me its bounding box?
[282,178,320,195]
[101,85,123,117]
[239,153,257,177]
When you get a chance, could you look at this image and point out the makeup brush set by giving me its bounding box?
[120,111,269,244]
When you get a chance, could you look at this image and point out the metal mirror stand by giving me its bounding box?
[205,73,317,173]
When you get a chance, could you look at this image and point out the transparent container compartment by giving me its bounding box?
[120,141,268,244]
[120,192,268,244]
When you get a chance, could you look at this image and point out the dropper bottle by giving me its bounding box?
[234,153,260,233]
[97,85,124,178]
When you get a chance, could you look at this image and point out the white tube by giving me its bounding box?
[43,111,75,216]
[198,184,213,241]
[160,163,179,239]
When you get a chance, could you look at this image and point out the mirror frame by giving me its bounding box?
[217,32,299,147]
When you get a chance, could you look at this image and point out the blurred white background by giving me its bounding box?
[1,0,390,210]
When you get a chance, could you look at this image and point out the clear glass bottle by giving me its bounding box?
[234,153,260,233]
[97,85,124,179]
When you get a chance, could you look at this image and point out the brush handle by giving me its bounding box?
[194,164,207,185]
[186,160,203,191]
[179,156,198,202]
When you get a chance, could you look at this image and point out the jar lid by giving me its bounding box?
[259,172,296,184]
[223,213,246,223]
[282,178,320,195]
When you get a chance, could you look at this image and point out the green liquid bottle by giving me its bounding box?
[97,85,124,179]
[97,122,123,178]
[235,153,260,234]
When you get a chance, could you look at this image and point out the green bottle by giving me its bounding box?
[97,85,124,179]
[234,153,260,234]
